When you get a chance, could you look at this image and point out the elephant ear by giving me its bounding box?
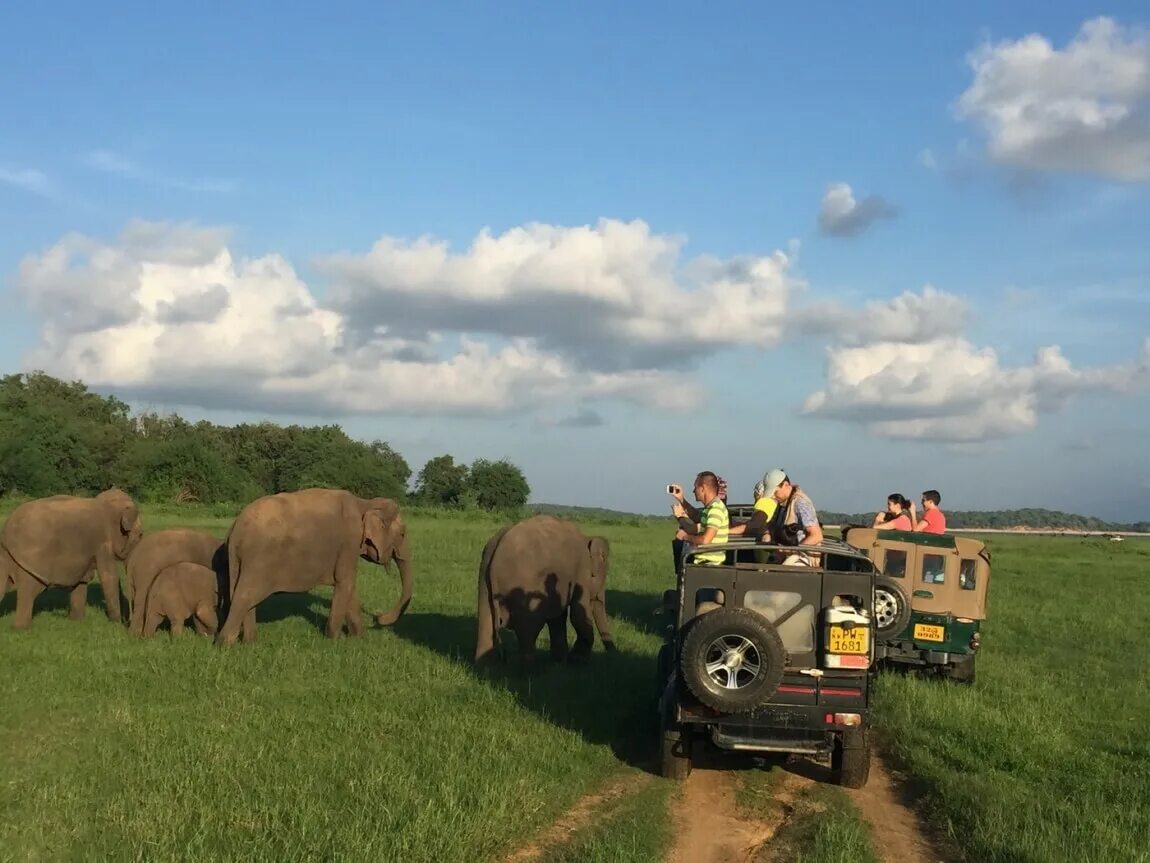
[360,510,390,562]
[587,537,609,582]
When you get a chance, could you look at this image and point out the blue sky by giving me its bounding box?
[2,2,1148,520]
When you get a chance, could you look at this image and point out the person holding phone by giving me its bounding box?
[667,472,729,574]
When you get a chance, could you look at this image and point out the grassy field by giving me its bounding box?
[2,502,1147,862]
[873,534,1150,863]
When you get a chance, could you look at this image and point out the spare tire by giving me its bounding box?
[874,576,912,639]
[679,607,786,713]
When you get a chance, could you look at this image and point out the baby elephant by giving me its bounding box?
[144,562,220,637]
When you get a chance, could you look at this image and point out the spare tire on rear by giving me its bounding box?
[873,576,912,639]
[679,607,786,713]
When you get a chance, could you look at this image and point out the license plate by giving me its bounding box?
[914,623,945,642]
[829,624,869,653]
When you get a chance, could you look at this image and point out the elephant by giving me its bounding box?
[214,487,413,645]
[125,528,226,636]
[0,488,143,629]
[143,562,220,637]
[474,514,615,664]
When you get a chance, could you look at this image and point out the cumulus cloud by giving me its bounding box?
[319,218,798,372]
[13,218,782,417]
[802,336,1150,442]
[955,17,1150,181]
[817,182,899,237]
[794,285,968,346]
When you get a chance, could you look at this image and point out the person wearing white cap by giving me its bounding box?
[759,468,823,565]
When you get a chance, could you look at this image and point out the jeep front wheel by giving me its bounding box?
[874,577,912,639]
[679,607,786,713]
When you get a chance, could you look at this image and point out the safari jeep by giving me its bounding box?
[840,527,991,684]
[656,535,879,788]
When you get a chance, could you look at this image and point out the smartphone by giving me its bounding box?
[666,484,679,495]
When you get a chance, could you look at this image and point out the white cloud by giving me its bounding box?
[13,218,774,417]
[802,336,1150,442]
[955,17,1150,181]
[817,182,899,237]
[84,150,236,193]
[794,285,968,346]
[0,166,62,201]
[319,218,799,371]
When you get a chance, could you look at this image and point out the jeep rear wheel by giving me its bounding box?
[874,577,912,639]
[944,655,976,685]
[832,728,871,788]
[679,607,786,713]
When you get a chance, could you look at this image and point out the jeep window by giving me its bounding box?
[745,590,814,652]
[882,549,907,578]
[923,553,945,584]
[959,558,977,590]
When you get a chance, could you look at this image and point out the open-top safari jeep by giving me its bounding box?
[840,527,991,684]
[656,534,879,788]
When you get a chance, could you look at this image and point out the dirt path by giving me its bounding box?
[504,771,653,863]
[664,766,801,863]
[842,755,946,863]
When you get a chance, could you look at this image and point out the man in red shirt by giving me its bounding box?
[910,489,946,534]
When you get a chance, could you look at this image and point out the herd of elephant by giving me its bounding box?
[0,486,617,662]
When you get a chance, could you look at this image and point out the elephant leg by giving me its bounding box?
[568,597,596,662]
[326,551,359,640]
[69,582,88,621]
[143,608,164,637]
[13,572,45,629]
[217,581,268,646]
[95,549,123,624]
[170,615,186,636]
[547,608,570,661]
[513,616,545,666]
[344,584,364,638]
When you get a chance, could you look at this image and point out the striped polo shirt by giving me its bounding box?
[695,497,730,564]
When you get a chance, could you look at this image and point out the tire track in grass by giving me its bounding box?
[665,764,804,863]
[504,770,654,863]
[841,754,947,863]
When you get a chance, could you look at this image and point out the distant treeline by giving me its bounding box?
[530,503,1149,533]
[0,372,529,512]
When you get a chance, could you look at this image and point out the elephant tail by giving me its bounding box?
[474,525,512,662]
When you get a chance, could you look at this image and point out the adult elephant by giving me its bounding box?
[214,488,413,645]
[125,528,226,636]
[474,514,615,664]
[0,488,143,629]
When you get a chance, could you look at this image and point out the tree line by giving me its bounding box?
[0,372,530,512]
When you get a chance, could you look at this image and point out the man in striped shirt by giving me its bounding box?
[673,471,730,567]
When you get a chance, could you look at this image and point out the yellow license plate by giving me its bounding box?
[914,623,945,642]
[829,625,869,653]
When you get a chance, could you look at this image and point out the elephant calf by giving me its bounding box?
[475,514,615,665]
[143,562,220,637]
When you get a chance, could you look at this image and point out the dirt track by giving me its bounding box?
[505,748,947,863]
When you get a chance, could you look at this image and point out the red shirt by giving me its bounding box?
[921,508,946,534]
[889,513,912,530]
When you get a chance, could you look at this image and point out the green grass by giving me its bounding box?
[0,505,675,862]
[736,766,881,863]
[537,778,674,863]
[4,503,1149,862]
[874,535,1150,863]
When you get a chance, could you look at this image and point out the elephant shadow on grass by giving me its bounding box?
[392,605,664,775]
[0,580,128,624]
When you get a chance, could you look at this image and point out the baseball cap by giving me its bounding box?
[761,469,788,493]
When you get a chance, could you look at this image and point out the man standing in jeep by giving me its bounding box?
[671,471,730,568]
[761,468,823,564]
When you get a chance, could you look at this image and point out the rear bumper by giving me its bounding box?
[675,701,869,755]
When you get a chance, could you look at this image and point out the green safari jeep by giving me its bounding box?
[840,527,991,684]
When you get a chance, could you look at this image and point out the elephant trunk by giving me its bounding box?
[591,595,616,651]
[373,542,413,626]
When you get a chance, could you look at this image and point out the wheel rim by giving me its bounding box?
[703,634,762,690]
[874,588,899,630]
